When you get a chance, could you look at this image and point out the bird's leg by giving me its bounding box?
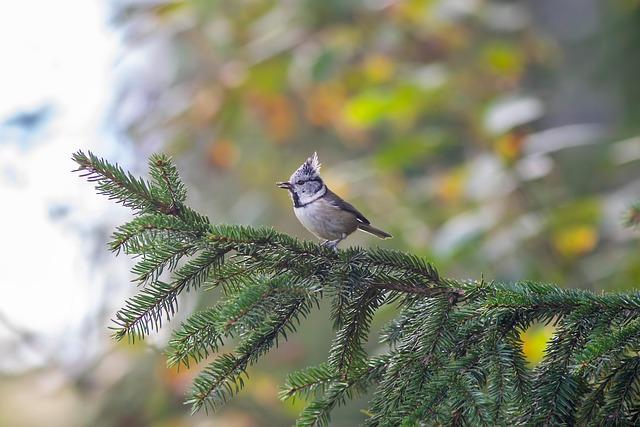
[324,240,339,251]
[323,233,347,252]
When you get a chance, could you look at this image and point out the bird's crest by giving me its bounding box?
[291,152,321,181]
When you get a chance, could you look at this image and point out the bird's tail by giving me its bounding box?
[358,223,392,239]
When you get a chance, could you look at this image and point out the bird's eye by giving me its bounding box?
[297,180,304,185]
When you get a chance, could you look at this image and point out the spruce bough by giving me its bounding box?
[73,151,640,426]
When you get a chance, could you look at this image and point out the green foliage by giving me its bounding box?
[74,151,640,426]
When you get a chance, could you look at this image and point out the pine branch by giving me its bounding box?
[482,330,532,424]
[167,276,304,368]
[110,214,201,255]
[295,356,390,427]
[279,363,337,401]
[73,150,210,224]
[576,317,640,379]
[326,251,367,330]
[525,308,598,426]
[328,286,383,376]
[369,296,459,423]
[185,352,247,414]
[396,350,483,426]
[365,248,441,284]
[598,356,640,425]
[448,371,492,426]
[73,151,169,214]
[188,295,313,413]
[577,363,619,425]
[130,241,197,285]
[73,151,640,425]
[484,335,510,422]
[112,248,227,341]
[148,153,187,213]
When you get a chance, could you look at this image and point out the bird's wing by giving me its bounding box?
[323,189,370,225]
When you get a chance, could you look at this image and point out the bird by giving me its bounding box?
[277,152,392,250]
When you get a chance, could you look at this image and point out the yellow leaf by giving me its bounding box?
[521,325,555,366]
[552,225,599,258]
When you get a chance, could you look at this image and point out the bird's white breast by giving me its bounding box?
[294,197,359,241]
[294,203,321,237]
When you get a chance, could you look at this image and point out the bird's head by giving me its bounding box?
[277,152,325,206]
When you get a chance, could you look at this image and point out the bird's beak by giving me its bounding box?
[277,181,291,189]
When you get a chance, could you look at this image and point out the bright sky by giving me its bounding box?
[0,0,133,372]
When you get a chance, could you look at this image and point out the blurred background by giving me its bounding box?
[1,0,639,425]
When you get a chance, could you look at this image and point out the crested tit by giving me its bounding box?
[277,153,392,250]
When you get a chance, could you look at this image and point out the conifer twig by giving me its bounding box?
[73,151,640,426]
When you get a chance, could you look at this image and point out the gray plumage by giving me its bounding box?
[277,153,391,249]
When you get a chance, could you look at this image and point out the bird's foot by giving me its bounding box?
[322,239,340,252]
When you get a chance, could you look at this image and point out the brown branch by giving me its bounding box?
[371,282,465,299]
